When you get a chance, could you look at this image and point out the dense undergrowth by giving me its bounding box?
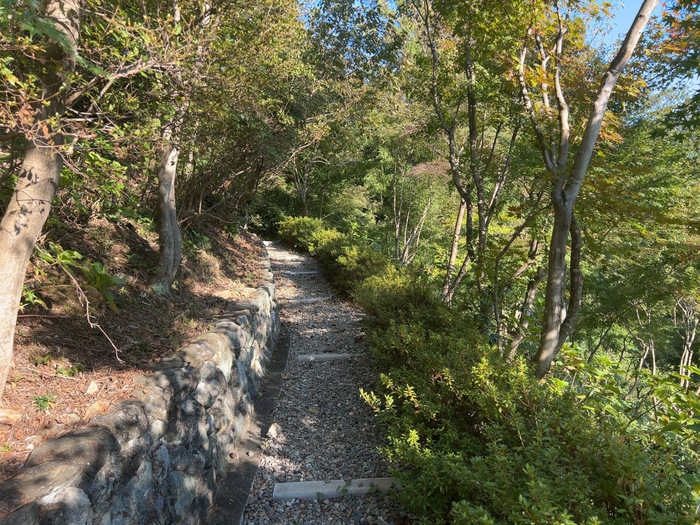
[278,216,700,524]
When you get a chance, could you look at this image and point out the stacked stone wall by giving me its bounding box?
[0,253,280,525]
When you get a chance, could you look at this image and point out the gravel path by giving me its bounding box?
[242,243,411,525]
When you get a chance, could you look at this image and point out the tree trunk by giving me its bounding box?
[675,299,698,390]
[152,0,191,294]
[509,266,546,359]
[442,198,467,301]
[400,197,431,265]
[533,197,572,377]
[0,0,79,402]
[153,139,183,294]
[556,215,583,347]
[530,0,658,378]
[0,143,63,401]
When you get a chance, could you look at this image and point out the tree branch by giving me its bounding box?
[518,45,556,173]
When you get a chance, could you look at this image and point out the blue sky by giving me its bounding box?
[604,1,665,46]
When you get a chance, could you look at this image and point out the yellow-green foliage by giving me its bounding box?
[278,216,325,252]
[356,273,698,524]
[280,215,699,523]
[323,243,393,294]
[278,217,392,294]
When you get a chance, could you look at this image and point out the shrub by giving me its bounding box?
[309,227,346,258]
[277,216,324,252]
[355,270,451,330]
[278,217,394,295]
[324,243,393,294]
[366,350,696,524]
[357,273,697,524]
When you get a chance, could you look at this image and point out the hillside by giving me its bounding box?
[0,220,266,481]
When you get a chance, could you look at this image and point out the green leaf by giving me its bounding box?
[658,422,684,434]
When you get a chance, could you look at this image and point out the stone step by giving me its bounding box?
[272,478,399,501]
[297,353,361,362]
[280,270,319,275]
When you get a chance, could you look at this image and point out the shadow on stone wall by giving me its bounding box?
[0,251,280,525]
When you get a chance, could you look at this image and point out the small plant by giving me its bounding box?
[0,444,10,453]
[56,363,84,377]
[79,261,127,312]
[316,491,325,501]
[183,230,210,250]
[19,285,47,312]
[33,393,56,412]
[32,351,53,366]
[36,242,126,312]
[178,314,197,329]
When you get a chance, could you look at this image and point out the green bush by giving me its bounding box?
[322,243,393,294]
[278,216,394,295]
[309,227,346,257]
[308,227,349,264]
[357,274,697,524]
[278,216,324,252]
[355,270,452,331]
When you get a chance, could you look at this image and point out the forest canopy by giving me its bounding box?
[2,0,700,521]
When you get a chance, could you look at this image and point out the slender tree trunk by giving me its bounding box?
[152,0,185,294]
[444,249,472,304]
[0,0,79,401]
[633,306,657,374]
[493,216,541,354]
[509,266,546,359]
[0,143,64,401]
[153,135,183,294]
[442,198,466,301]
[675,299,698,390]
[534,198,571,377]
[401,197,431,265]
[531,0,658,378]
[318,182,327,219]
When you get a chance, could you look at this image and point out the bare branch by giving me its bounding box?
[565,0,659,201]
[553,1,570,187]
[518,45,556,173]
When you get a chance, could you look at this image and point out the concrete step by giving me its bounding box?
[272,478,399,501]
[297,353,361,362]
[281,296,333,305]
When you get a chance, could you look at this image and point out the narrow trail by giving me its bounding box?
[242,243,411,525]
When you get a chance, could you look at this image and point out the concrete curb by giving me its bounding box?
[281,296,333,305]
[297,353,362,362]
[272,478,399,501]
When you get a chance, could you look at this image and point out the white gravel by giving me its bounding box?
[242,243,412,525]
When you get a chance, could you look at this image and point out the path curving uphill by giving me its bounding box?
[242,242,411,525]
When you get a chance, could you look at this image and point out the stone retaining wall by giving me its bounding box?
[0,252,280,525]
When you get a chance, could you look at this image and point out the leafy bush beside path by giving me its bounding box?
[279,217,700,524]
